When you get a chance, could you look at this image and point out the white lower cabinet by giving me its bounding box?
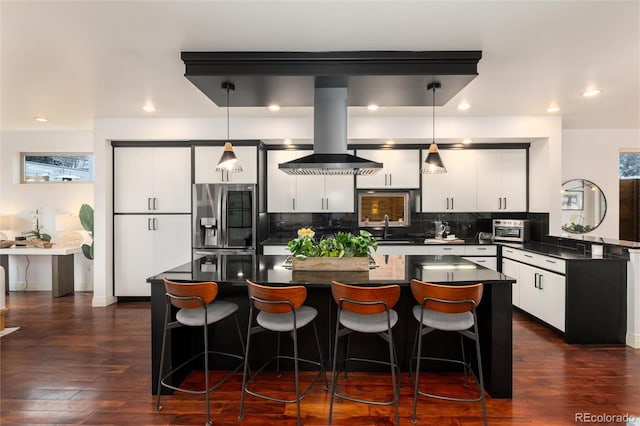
[502,247,566,332]
[501,258,521,306]
[114,214,191,296]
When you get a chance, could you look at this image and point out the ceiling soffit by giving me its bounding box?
[181,51,482,108]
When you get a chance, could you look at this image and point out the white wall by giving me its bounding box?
[562,129,640,239]
[93,115,562,306]
[0,130,94,291]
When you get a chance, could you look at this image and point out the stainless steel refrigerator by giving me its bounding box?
[192,184,256,258]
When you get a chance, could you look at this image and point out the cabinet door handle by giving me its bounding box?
[499,198,502,209]
[443,247,452,251]
[326,198,329,210]
[148,197,152,211]
[534,272,539,288]
[153,218,158,230]
[147,218,152,231]
[451,198,454,210]
[524,254,533,258]
[153,198,158,210]
[538,274,543,290]
[505,249,513,253]
[477,247,487,251]
[446,198,449,210]
[503,197,507,210]
[292,198,296,211]
[545,259,556,264]
[389,174,392,186]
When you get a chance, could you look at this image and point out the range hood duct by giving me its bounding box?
[278,80,383,175]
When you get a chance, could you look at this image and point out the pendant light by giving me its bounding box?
[216,82,243,172]
[422,82,447,174]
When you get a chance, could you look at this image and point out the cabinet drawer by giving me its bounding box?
[263,245,290,255]
[424,245,465,255]
[464,245,497,256]
[501,247,565,274]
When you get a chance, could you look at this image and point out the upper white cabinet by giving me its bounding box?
[476,150,527,212]
[267,150,354,213]
[422,149,477,212]
[194,145,257,184]
[355,149,420,189]
[114,147,191,213]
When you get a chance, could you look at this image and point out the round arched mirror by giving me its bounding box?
[561,179,607,233]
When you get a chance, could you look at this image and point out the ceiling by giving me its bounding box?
[1,0,639,132]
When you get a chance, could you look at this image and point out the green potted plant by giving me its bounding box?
[79,204,94,260]
[287,229,378,271]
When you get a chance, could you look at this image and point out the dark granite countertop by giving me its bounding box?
[501,242,629,261]
[260,237,495,246]
[147,254,514,286]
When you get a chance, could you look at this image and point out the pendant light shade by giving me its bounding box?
[422,82,447,174]
[216,82,243,173]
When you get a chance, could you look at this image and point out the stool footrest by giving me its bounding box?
[243,355,326,404]
[332,357,400,407]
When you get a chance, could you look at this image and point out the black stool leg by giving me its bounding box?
[156,303,171,411]
[312,321,329,390]
[473,312,488,426]
[293,326,301,426]
[203,318,211,425]
[387,324,400,426]
[238,305,254,420]
[412,316,425,424]
[328,309,342,425]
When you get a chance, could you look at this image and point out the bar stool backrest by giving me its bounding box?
[163,278,218,309]
[331,281,401,314]
[246,279,307,313]
[410,279,483,314]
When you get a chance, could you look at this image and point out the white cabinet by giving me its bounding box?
[463,256,498,271]
[476,150,526,212]
[502,247,566,332]
[502,258,521,306]
[422,149,477,212]
[114,215,191,297]
[267,150,354,213]
[114,147,191,213]
[194,145,257,184]
[356,149,420,189]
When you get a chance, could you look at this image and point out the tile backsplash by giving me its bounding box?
[267,211,549,242]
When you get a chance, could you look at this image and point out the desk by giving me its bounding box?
[0,247,81,297]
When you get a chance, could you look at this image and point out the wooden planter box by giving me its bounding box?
[291,256,369,271]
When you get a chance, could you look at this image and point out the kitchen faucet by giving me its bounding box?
[383,214,390,239]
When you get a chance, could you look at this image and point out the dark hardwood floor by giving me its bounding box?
[1,292,639,425]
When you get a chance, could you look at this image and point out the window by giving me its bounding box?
[619,150,640,179]
[21,153,94,183]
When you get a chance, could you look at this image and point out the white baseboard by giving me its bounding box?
[626,332,640,348]
[92,295,117,307]
[9,282,50,292]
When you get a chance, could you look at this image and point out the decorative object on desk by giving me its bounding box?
[55,214,83,247]
[0,240,14,249]
[31,238,53,249]
[287,229,378,271]
[22,208,51,242]
[79,204,94,260]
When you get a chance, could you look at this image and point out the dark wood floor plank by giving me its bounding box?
[1,292,639,425]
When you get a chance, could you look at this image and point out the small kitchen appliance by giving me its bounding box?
[492,219,530,243]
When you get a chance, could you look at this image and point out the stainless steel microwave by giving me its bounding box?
[492,219,530,242]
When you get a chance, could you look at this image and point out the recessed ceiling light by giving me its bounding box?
[462,138,472,144]
[142,104,156,112]
[268,104,280,111]
[457,102,471,111]
[386,139,396,145]
[547,106,560,113]
[283,138,292,145]
[367,104,379,111]
[581,89,601,98]
[34,117,48,122]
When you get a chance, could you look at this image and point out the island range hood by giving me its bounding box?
[278,78,382,175]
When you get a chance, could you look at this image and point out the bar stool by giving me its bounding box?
[156,278,245,425]
[239,280,328,426]
[409,279,488,425]
[328,281,401,426]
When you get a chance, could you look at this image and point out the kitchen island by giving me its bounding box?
[148,254,515,398]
